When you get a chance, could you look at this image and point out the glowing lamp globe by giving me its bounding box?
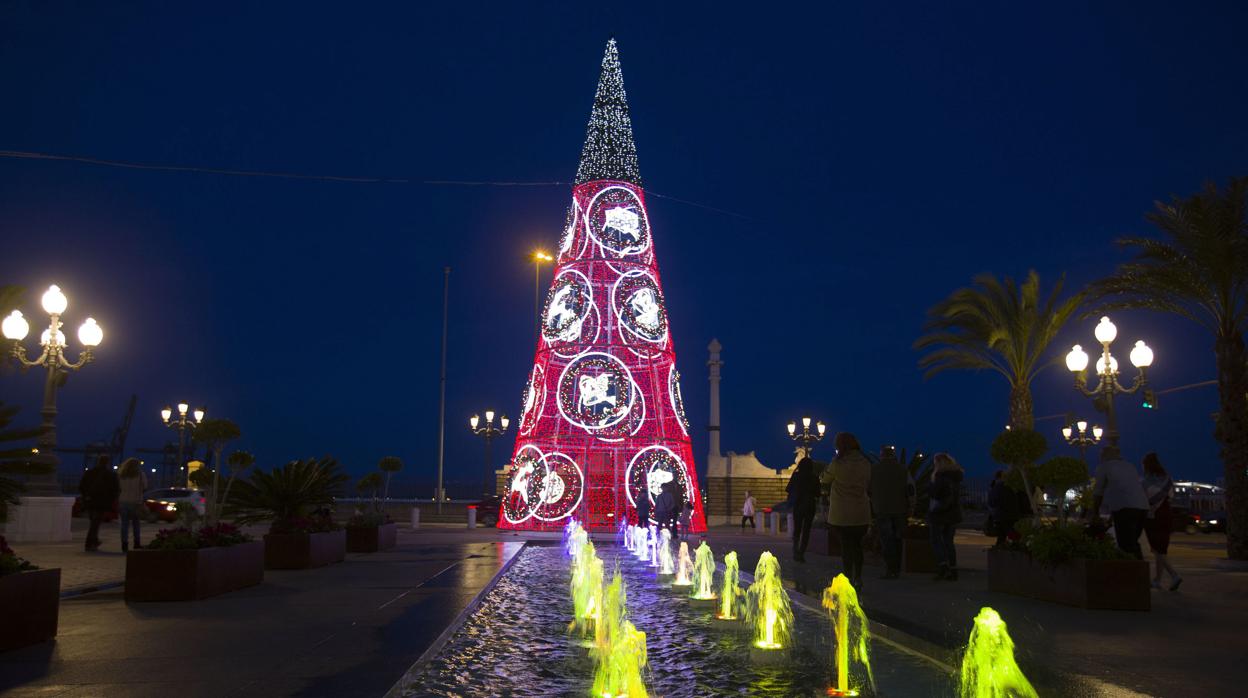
[485,409,495,424]
[194,407,206,423]
[2,310,29,340]
[1062,426,1073,440]
[1092,426,1104,440]
[470,414,480,429]
[1076,420,1088,433]
[816,422,826,436]
[1094,316,1117,345]
[1065,345,1089,372]
[40,328,66,347]
[801,416,811,429]
[786,422,797,436]
[1096,354,1119,375]
[500,415,510,430]
[161,406,173,423]
[177,402,189,416]
[78,317,103,347]
[41,285,68,315]
[1129,340,1154,368]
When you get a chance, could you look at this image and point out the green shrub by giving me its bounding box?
[227,457,348,529]
[1012,521,1124,565]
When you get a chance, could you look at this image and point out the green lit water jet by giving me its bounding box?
[591,571,649,698]
[959,607,1037,698]
[673,541,693,586]
[717,551,742,620]
[691,541,716,600]
[569,540,603,637]
[821,573,874,696]
[745,551,793,650]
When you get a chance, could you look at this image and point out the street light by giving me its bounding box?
[1065,316,1154,448]
[785,416,826,459]
[2,284,103,496]
[469,410,509,497]
[161,401,205,486]
[532,250,554,342]
[1061,419,1103,462]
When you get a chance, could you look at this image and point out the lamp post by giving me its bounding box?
[1061,419,1103,463]
[532,250,553,343]
[469,411,509,497]
[785,416,827,460]
[1065,316,1154,449]
[2,285,103,496]
[161,402,205,486]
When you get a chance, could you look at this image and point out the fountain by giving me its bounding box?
[623,524,635,552]
[656,529,674,578]
[591,571,649,698]
[633,527,650,560]
[690,541,717,603]
[717,551,742,621]
[821,574,874,696]
[569,540,603,638]
[959,607,1037,698]
[567,524,588,559]
[672,541,693,587]
[648,525,660,567]
[745,552,793,660]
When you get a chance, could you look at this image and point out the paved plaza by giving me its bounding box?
[4,519,1246,696]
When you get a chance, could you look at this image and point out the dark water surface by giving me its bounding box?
[402,542,954,697]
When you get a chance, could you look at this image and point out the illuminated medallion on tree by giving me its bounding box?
[498,38,706,533]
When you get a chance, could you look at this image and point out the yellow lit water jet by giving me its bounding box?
[717,551,742,620]
[959,607,1037,698]
[591,571,648,698]
[745,552,793,650]
[821,573,874,696]
[673,541,693,586]
[569,541,603,637]
[691,541,717,600]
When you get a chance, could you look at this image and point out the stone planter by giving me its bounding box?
[125,541,264,602]
[345,522,397,553]
[0,568,60,651]
[264,529,346,570]
[987,549,1149,610]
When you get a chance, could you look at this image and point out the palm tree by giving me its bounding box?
[1090,177,1248,560]
[0,402,42,518]
[915,271,1084,429]
[193,418,241,524]
[378,456,403,501]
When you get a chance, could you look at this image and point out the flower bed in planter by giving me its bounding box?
[988,549,1149,610]
[0,536,59,651]
[125,524,263,602]
[345,513,397,553]
[265,528,346,569]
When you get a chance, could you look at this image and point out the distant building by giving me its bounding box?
[1173,481,1224,512]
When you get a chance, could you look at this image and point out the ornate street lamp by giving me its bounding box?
[470,410,509,497]
[1061,419,1103,462]
[1065,316,1154,448]
[785,416,827,460]
[532,250,554,341]
[161,401,205,486]
[2,285,103,496]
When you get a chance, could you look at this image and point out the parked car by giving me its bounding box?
[1196,511,1227,534]
[1170,506,1203,534]
[143,488,207,522]
[472,495,500,527]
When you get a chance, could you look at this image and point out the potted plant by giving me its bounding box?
[0,535,59,651]
[346,472,397,553]
[229,457,349,570]
[124,523,262,602]
[988,521,1149,610]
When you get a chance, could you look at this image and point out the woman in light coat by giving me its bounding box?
[117,457,148,552]
[821,432,872,589]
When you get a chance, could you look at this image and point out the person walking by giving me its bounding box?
[1090,446,1149,559]
[637,483,654,527]
[870,446,911,578]
[786,457,821,563]
[741,491,757,531]
[79,455,119,552]
[1142,452,1182,591]
[987,470,1023,548]
[927,453,964,581]
[117,457,148,552]
[678,501,694,541]
[821,433,872,588]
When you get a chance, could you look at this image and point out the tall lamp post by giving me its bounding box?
[161,402,205,486]
[469,410,509,497]
[2,284,103,497]
[532,250,553,342]
[785,416,827,460]
[1064,316,1154,448]
[1061,419,1103,462]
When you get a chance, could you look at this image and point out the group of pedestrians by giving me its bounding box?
[640,479,695,540]
[1092,447,1183,591]
[78,454,147,552]
[778,432,962,590]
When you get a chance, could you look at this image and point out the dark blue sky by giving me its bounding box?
[2,2,1245,490]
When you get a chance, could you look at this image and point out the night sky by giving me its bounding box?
[2,2,1246,493]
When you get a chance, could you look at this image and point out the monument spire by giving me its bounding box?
[574,38,641,185]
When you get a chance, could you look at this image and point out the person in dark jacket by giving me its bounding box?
[786,457,821,562]
[79,455,120,552]
[656,480,680,536]
[927,453,964,580]
[869,446,912,578]
[636,484,654,527]
[987,470,1022,548]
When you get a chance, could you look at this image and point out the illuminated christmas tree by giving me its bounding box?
[500,39,706,533]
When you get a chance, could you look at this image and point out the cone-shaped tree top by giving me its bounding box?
[575,39,641,186]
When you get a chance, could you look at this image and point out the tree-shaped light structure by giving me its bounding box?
[499,39,706,533]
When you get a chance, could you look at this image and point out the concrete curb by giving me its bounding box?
[60,580,125,599]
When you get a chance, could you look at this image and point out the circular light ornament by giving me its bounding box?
[502,445,546,525]
[556,198,587,263]
[625,446,696,518]
[611,270,668,353]
[41,285,67,315]
[1094,316,1118,345]
[1066,345,1089,372]
[556,351,641,437]
[586,185,651,258]
[531,451,585,522]
[541,269,598,353]
[668,365,690,435]
[518,363,547,436]
[2,310,29,340]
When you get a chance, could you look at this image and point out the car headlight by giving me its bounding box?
[166,504,176,511]
[1209,519,1218,525]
